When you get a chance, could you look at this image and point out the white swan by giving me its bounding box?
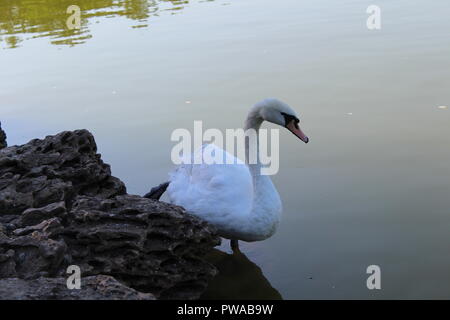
[151,98,309,251]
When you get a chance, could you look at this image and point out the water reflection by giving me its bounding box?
[0,0,205,48]
[201,249,282,300]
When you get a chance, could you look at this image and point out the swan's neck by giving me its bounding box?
[244,110,264,132]
[242,112,281,239]
[244,112,272,192]
[244,112,263,170]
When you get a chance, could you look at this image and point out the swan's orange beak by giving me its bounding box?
[286,120,309,143]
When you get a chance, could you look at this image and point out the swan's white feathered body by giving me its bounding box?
[166,98,308,243]
[167,144,282,241]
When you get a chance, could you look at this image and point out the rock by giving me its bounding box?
[0,130,220,299]
[0,218,67,278]
[18,201,67,227]
[0,275,155,300]
[0,130,126,217]
[0,122,6,149]
[61,195,220,299]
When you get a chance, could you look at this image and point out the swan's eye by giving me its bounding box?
[281,112,300,128]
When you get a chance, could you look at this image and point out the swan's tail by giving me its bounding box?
[144,182,170,200]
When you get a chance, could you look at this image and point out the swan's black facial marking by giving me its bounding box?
[281,112,300,129]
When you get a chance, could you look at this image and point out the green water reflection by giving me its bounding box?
[0,0,200,48]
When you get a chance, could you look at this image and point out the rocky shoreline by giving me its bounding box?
[0,122,6,149]
[0,124,220,300]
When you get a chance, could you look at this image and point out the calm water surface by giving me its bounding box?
[1,0,450,299]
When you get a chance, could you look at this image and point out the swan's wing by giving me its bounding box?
[167,144,253,229]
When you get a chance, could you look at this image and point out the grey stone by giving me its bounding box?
[0,130,220,300]
[0,275,156,300]
[0,122,6,150]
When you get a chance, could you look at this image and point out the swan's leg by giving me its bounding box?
[230,239,240,253]
[144,182,170,200]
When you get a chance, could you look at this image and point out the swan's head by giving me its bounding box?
[253,98,309,143]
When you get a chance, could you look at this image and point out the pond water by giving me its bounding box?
[1,0,450,299]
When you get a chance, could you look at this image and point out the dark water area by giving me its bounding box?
[201,249,282,300]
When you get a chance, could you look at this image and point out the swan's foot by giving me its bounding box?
[230,239,240,253]
[144,182,170,200]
